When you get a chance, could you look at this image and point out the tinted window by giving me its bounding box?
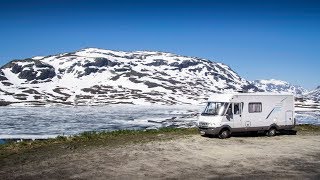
[249,103,262,113]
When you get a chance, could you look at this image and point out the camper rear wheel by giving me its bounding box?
[266,128,276,137]
[218,129,230,139]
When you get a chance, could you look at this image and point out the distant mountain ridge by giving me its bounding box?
[305,86,320,102]
[252,79,308,96]
[252,79,319,102]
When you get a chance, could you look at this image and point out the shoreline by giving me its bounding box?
[1,124,320,144]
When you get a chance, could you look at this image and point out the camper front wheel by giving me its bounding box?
[266,128,276,137]
[218,129,230,139]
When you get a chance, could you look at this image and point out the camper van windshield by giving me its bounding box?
[202,102,229,116]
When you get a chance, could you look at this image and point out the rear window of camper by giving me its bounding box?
[248,102,262,113]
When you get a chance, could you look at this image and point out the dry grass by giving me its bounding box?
[0,128,198,161]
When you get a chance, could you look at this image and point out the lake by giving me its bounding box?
[0,105,201,139]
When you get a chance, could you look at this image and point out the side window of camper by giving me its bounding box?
[234,103,241,115]
[248,103,262,113]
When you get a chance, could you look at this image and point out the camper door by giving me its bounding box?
[232,103,242,128]
[225,103,242,128]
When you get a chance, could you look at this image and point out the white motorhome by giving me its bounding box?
[198,93,296,138]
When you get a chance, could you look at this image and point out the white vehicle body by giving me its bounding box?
[198,93,295,136]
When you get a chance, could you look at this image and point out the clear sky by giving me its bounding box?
[0,0,319,89]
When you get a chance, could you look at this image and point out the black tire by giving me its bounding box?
[218,129,230,139]
[266,128,276,137]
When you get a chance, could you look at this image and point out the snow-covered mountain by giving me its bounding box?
[0,48,259,106]
[252,79,308,96]
[305,86,320,102]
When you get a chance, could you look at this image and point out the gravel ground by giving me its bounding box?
[1,134,320,179]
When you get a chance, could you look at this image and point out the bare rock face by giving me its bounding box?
[2,59,56,82]
[0,48,263,105]
[19,68,56,81]
[84,57,119,67]
[0,70,8,81]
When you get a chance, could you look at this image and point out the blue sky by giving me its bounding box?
[0,0,319,89]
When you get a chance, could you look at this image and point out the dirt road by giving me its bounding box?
[1,134,320,179]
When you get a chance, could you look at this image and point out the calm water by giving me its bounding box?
[0,105,319,139]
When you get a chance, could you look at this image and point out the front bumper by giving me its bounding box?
[198,127,221,135]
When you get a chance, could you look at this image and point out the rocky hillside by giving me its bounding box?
[0,48,258,105]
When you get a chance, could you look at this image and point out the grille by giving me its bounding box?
[199,122,209,127]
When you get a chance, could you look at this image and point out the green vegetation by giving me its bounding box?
[295,124,320,133]
[0,128,198,161]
